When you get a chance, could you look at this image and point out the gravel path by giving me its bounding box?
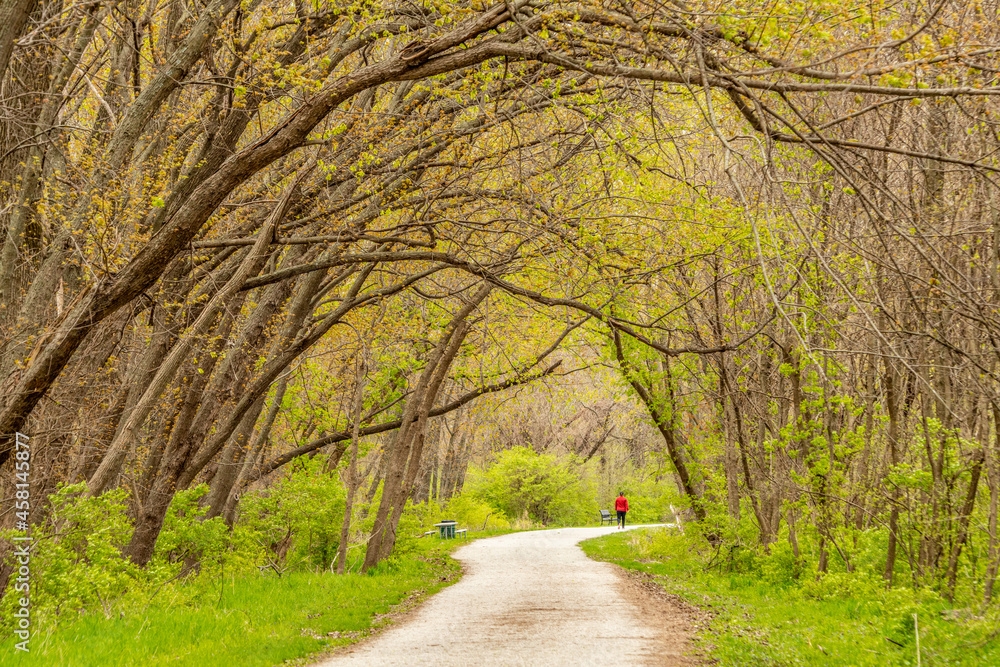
[315,525,699,667]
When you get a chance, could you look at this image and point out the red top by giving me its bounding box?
[615,496,629,512]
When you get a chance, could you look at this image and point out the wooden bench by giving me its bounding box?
[599,509,615,526]
[455,528,468,539]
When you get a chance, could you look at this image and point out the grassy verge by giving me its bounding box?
[0,540,462,667]
[582,528,1000,666]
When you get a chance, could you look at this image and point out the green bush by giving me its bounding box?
[153,484,229,568]
[758,535,803,586]
[469,446,591,525]
[444,494,510,531]
[238,454,345,571]
[0,483,137,630]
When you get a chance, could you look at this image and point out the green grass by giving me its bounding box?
[0,543,461,666]
[582,529,1000,666]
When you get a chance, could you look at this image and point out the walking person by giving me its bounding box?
[615,491,629,530]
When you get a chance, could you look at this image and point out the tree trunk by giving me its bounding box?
[610,326,710,529]
[336,363,367,574]
[204,396,265,519]
[364,285,490,570]
[945,450,985,601]
[984,406,1000,604]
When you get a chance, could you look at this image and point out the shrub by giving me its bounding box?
[153,484,229,569]
[0,483,136,630]
[758,536,803,586]
[238,454,345,571]
[444,494,510,531]
[469,447,591,525]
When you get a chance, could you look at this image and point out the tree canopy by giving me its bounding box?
[1,0,1000,603]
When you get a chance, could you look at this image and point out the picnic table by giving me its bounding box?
[432,520,468,539]
[434,520,458,538]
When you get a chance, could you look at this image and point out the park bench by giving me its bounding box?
[455,528,468,539]
[599,509,615,526]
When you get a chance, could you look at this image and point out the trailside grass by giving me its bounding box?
[0,541,460,666]
[582,528,1000,666]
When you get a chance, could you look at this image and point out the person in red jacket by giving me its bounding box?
[615,492,629,529]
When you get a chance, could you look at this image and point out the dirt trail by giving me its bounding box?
[315,525,701,666]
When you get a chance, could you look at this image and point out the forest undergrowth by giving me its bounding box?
[0,454,476,666]
[583,527,1000,667]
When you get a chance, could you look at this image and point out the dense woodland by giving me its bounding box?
[3,0,1000,629]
